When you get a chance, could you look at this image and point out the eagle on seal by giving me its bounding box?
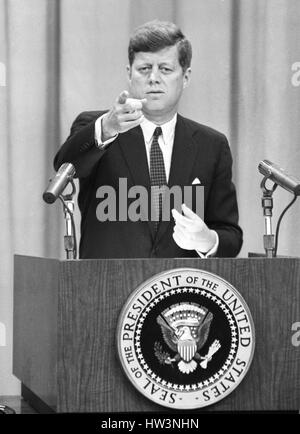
[157,303,213,374]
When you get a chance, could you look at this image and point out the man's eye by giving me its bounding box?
[160,67,172,73]
[139,67,150,72]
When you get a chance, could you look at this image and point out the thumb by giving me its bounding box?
[117,90,129,104]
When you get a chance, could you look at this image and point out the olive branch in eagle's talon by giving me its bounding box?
[154,341,178,366]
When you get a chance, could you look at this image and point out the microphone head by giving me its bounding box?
[258,159,300,196]
[43,163,76,204]
[42,191,57,204]
[258,159,273,177]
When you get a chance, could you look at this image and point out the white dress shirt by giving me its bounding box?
[139,114,177,183]
[94,113,218,257]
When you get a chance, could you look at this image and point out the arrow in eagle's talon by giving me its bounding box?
[199,339,221,368]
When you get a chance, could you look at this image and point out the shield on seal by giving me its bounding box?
[177,326,197,362]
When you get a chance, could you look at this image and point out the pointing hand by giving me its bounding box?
[102,90,147,140]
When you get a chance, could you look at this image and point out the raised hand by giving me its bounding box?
[172,203,217,253]
[101,90,147,141]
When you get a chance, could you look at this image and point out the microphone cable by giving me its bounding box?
[274,193,297,257]
[58,195,77,260]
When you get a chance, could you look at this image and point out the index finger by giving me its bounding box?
[117,90,129,104]
[181,203,199,220]
[171,208,190,227]
[172,207,204,231]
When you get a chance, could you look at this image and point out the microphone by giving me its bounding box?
[258,160,300,196]
[43,163,76,204]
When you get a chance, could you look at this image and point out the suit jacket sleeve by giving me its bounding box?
[54,111,107,178]
[205,135,243,257]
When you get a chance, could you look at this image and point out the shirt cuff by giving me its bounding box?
[196,230,219,258]
[95,114,118,149]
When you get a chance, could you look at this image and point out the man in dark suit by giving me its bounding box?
[54,20,242,259]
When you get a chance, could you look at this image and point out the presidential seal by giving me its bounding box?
[117,268,255,409]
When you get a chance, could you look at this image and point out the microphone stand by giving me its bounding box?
[58,179,77,260]
[260,176,278,258]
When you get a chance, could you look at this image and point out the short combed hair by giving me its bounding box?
[128,20,192,72]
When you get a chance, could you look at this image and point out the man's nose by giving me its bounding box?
[148,68,161,83]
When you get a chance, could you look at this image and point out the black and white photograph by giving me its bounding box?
[0,0,299,422]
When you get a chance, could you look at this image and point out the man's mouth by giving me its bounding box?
[146,90,164,94]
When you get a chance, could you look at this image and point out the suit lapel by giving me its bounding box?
[118,127,156,239]
[118,126,150,188]
[154,115,200,246]
[168,115,198,188]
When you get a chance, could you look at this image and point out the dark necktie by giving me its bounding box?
[150,127,167,232]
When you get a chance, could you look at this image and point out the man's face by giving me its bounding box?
[127,45,191,122]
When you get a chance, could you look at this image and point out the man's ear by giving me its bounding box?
[126,65,132,81]
[183,67,192,89]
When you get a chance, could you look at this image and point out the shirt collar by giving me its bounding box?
[140,113,177,144]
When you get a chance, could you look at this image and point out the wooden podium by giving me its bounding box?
[13,255,300,412]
